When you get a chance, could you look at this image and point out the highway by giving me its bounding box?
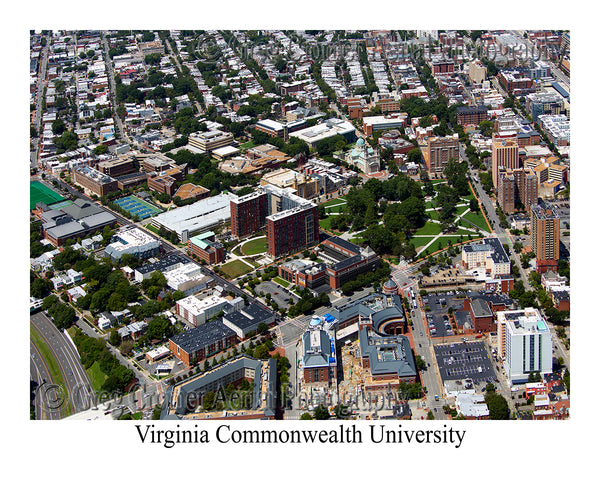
[30,311,95,417]
[30,339,63,420]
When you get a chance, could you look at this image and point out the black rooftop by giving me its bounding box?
[136,253,190,275]
[169,321,236,353]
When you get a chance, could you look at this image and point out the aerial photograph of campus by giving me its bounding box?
[30,28,573,424]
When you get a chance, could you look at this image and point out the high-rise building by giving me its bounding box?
[425,134,460,177]
[498,168,538,214]
[497,308,553,384]
[492,138,520,188]
[230,185,319,258]
[531,200,560,261]
[230,190,269,238]
[266,203,319,258]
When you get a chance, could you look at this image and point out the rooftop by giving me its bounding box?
[169,320,236,353]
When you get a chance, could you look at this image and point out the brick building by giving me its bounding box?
[188,231,225,265]
[230,190,269,238]
[97,157,137,177]
[492,138,520,188]
[497,167,538,214]
[531,200,560,261]
[456,106,488,126]
[168,320,237,366]
[425,134,460,177]
[266,203,318,258]
[72,166,119,197]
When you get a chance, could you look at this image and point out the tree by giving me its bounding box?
[109,330,120,346]
[300,412,313,420]
[94,144,108,155]
[31,277,52,298]
[256,322,268,335]
[312,404,330,420]
[485,391,510,420]
[469,198,479,212]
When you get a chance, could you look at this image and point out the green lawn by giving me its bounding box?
[240,141,256,150]
[427,209,440,221]
[322,197,347,207]
[462,211,491,232]
[86,362,108,393]
[240,237,267,255]
[144,223,160,235]
[273,277,290,288]
[455,204,470,216]
[322,197,347,214]
[409,235,436,250]
[319,217,333,231]
[220,260,253,279]
[414,222,442,236]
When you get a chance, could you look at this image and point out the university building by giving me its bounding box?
[230,185,319,258]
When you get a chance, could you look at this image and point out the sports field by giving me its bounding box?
[113,195,162,219]
[30,181,65,210]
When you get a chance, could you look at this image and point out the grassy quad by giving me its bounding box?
[220,259,253,279]
[240,237,267,255]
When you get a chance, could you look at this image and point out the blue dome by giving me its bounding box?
[356,138,365,146]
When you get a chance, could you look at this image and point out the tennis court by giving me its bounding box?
[30,181,66,210]
[113,195,162,220]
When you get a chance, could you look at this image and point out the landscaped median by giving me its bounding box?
[30,324,74,417]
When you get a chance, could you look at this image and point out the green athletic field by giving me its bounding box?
[30,181,66,210]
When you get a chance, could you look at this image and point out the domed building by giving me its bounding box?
[382,277,399,295]
[346,137,381,174]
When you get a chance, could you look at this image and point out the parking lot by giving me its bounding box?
[434,341,497,385]
[255,280,298,310]
[423,292,465,338]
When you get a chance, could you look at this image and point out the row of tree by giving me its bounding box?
[72,329,136,394]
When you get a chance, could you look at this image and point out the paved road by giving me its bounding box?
[30,339,63,420]
[30,311,95,417]
[31,35,49,168]
[101,33,128,143]
[410,299,446,419]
